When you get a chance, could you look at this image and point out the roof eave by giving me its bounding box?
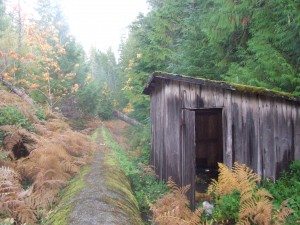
[143,72,300,103]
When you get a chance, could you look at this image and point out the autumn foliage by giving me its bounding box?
[151,178,205,225]
[0,90,96,224]
[0,4,79,111]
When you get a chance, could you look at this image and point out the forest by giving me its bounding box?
[0,0,300,224]
[0,0,299,120]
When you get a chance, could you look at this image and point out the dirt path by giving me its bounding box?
[45,124,142,225]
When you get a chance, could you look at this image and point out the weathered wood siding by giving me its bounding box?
[149,76,300,204]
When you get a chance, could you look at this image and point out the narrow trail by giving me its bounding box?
[68,139,126,225]
[45,120,142,225]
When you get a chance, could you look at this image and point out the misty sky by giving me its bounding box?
[61,0,149,56]
[8,0,149,57]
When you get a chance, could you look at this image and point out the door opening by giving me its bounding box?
[195,108,223,193]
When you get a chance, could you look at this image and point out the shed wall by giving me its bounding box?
[150,78,300,185]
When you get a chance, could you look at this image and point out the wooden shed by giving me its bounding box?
[143,72,300,207]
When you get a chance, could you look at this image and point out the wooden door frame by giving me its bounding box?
[181,107,224,208]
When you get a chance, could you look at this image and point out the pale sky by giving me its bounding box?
[8,0,149,57]
[61,0,149,57]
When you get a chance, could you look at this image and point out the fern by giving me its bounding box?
[208,162,240,196]
[151,177,207,225]
[0,90,97,224]
[208,162,294,225]
[272,200,294,225]
[61,160,80,174]
[0,166,37,224]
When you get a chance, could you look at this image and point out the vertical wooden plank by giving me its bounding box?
[257,95,264,178]
[273,100,280,179]
[154,79,164,179]
[286,102,294,163]
[294,104,300,160]
[241,93,248,164]
[223,90,233,168]
[182,109,195,209]
[291,104,296,160]
[195,84,202,108]
[231,92,243,164]
[274,100,285,178]
[261,96,275,179]
[275,99,293,178]
[164,80,181,184]
[160,79,165,179]
[250,94,260,176]
[180,83,187,187]
[150,87,156,170]
[215,88,225,107]
[162,79,169,181]
[190,83,201,108]
[245,94,259,174]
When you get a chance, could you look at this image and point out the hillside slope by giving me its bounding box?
[0,85,97,224]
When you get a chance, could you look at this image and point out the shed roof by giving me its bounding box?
[143,72,300,103]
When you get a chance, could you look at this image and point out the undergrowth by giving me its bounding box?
[151,178,205,225]
[151,162,294,225]
[102,126,168,224]
[0,106,32,130]
[0,103,96,224]
[262,160,300,224]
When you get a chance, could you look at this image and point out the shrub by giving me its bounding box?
[34,107,47,121]
[212,190,240,224]
[0,106,32,130]
[263,160,300,224]
[127,122,151,165]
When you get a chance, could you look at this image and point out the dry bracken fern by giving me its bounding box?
[0,166,37,224]
[207,162,240,196]
[208,162,294,225]
[0,89,97,224]
[151,177,207,225]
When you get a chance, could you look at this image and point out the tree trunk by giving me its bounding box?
[112,110,142,126]
[0,76,35,105]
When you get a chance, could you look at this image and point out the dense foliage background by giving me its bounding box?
[0,1,299,224]
[118,0,300,121]
[1,0,299,121]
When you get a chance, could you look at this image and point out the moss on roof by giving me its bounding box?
[144,71,300,102]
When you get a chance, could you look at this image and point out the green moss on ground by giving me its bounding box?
[42,166,90,225]
[102,127,143,225]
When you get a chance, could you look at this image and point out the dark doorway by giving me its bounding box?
[195,108,223,193]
